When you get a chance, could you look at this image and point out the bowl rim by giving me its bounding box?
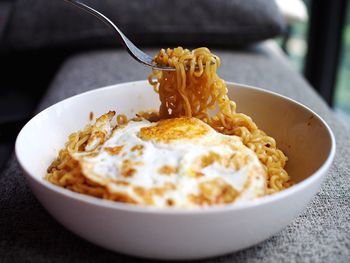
[15,80,336,215]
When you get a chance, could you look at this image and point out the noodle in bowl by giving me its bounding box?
[15,81,335,260]
[45,48,290,207]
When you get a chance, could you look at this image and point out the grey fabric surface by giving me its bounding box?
[3,0,285,50]
[1,45,350,262]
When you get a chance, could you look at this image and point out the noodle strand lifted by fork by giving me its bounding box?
[149,47,290,192]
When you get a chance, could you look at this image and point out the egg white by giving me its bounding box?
[72,119,266,208]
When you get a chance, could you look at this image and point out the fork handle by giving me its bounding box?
[64,0,128,47]
[64,0,174,70]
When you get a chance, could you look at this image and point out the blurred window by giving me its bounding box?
[278,0,350,128]
[276,0,310,71]
[334,5,350,125]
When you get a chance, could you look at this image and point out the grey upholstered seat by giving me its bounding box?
[1,43,349,262]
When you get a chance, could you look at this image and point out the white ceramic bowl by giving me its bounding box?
[15,81,335,260]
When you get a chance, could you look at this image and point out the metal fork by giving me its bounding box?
[64,0,175,71]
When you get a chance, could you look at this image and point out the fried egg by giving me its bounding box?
[72,117,267,208]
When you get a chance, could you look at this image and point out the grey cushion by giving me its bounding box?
[1,45,349,262]
[3,0,285,50]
